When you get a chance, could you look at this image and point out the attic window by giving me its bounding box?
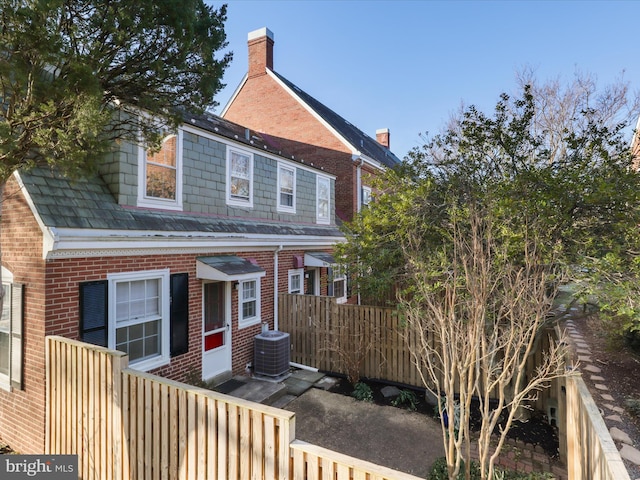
[138,130,183,211]
[277,163,296,213]
[226,146,254,208]
[146,135,177,200]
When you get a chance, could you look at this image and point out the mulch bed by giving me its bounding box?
[328,377,560,459]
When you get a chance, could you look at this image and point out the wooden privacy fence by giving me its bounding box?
[279,294,422,386]
[279,294,558,411]
[565,373,631,480]
[45,335,424,480]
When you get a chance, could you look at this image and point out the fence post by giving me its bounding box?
[110,348,128,480]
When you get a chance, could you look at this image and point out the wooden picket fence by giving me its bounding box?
[44,335,422,480]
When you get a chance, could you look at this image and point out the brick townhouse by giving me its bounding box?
[0,112,344,454]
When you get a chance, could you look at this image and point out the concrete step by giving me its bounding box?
[230,379,288,406]
[270,393,297,409]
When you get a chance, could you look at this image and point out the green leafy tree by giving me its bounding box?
[0,0,232,182]
[338,76,640,479]
[0,0,231,295]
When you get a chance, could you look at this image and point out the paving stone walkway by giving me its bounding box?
[563,310,640,479]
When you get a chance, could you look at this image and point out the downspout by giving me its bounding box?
[355,157,365,306]
[355,156,364,213]
[273,245,284,330]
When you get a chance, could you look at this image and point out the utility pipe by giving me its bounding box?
[273,244,284,330]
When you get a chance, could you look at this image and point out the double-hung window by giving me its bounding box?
[138,130,183,210]
[361,186,372,208]
[288,269,304,294]
[227,147,254,207]
[278,164,296,213]
[0,268,23,392]
[238,278,261,328]
[80,271,188,366]
[316,176,330,224]
[328,267,347,304]
[109,270,170,371]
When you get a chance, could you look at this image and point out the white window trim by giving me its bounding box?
[0,267,14,391]
[288,268,304,294]
[333,273,347,304]
[137,129,184,211]
[277,163,296,213]
[316,175,331,225]
[226,145,254,208]
[238,277,261,329]
[107,269,171,371]
[361,186,372,208]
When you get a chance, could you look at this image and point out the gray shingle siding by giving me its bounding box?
[19,114,340,238]
[179,129,326,225]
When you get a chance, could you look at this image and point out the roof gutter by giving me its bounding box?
[41,229,344,260]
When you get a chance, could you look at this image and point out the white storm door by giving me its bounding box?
[202,282,231,380]
[306,268,320,296]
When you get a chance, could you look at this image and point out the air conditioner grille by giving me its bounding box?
[254,331,290,377]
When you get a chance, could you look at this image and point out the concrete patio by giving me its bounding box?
[212,368,336,408]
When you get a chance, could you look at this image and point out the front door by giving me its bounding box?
[306,268,320,295]
[202,282,231,380]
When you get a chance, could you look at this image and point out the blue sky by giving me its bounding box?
[211,1,640,160]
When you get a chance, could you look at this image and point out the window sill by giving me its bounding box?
[137,198,183,211]
[0,378,11,393]
[238,318,261,330]
[128,355,170,373]
[277,207,296,214]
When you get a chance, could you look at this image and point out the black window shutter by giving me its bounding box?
[170,273,189,357]
[10,283,23,390]
[79,281,108,347]
[327,267,334,297]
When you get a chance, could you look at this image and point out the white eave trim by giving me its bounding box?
[220,73,248,117]
[352,153,386,172]
[41,227,345,259]
[13,171,58,257]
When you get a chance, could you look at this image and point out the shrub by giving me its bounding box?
[625,397,640,417]
[427,457,480,480]
[427,457,554,480]
[351,382,373,402]
[391,389,419,411]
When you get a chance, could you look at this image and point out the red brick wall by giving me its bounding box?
[0,175,339,453]
[0,178,48,454]
[223,72,359,221]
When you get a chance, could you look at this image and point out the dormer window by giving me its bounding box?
[227,146,254,208]
[147,135,177,199]
[316,175,330,224]
[138,130,183,211]
[277,163,296,213]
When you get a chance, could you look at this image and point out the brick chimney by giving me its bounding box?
[248,27,274,78]
[376,128,390,149]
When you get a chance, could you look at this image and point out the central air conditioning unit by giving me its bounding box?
[254,330,290,378]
